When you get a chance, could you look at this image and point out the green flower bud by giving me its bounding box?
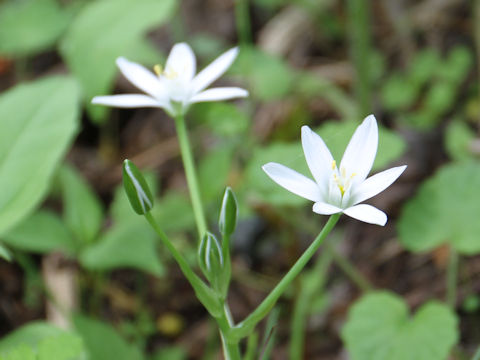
[122,159,154,215]
[218,187,238,237]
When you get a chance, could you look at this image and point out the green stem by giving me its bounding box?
[218,305,242,360]
[327,242,373,292]
[347,0,372,115]
[229,214,341,341]
[446,247,459,308]
[144,212,221,318]
[235,0,252,44]
[174,115,208,239]
[289,249,333,360]
[472,345,480,360]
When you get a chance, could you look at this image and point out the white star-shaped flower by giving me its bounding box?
[92,43,248,116]
[262,115,407,226]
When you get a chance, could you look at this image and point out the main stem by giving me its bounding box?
[446,247,459,309]
[229,214,341,341]
[174,114,208,239]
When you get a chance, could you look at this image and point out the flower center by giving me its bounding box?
[153,64,178,79]
[331,160,356,196]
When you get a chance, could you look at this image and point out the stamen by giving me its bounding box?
[164,67,178,79]
[331,160,336,170]
[153,64,162,76]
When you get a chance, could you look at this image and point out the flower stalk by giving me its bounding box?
[228,214,341,342]
[174,114,208,239]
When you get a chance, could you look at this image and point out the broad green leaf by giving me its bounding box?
[0,345,35,360]
[60,0,177,123]
[150,191,195,233]
[2,210,74,254]
[398,162,480,254]
[0,243,11,262]
[37,333,84,360]
[233,46,294,101]
[342,292,458,360]
[409,49,440,87]
[192,103,249,137]
[80,222,163,276]
[445,120,476,162]
[73,315,143,360]
[381,74,418,111]
[0,76,79,236]
[0,0,70,57]
[59,165,103,245]
[245,142,308,206]
[151,346,186,360]
[0,322,63,354]
[199,145,234,203]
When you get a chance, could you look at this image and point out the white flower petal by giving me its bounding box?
[312,202,342,215]
[352,165,407,204]
[343,204,387,226]
[191,47,240,93]
[262,162,321,202]
[301,126,334,196]
[165,43,196,82]
[190,87,248,103]
[116,57,166,99]
[91,94,165,108]
[339,114,378,182]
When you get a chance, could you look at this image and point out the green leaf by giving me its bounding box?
[233,46,294,101]
[398,162,480,254]
[409,49,441,87]
[0,0,70,57]
[151,346,186,360]
[381,74,418,111]
[0,345,35,360]
[0,322,64,353]
[80,222,163,276]
[73,315,143,360]
[0,76,79,236]
[198,145,234,203]
[245,141,308,206]
[2,210,74,254]
[37,333,85,360]
[341,291,458,360]
[445,120,476,162]
[59,165,103,245]
[193,103,249,137]
[150,191,195,233]
[60,0,177,123]
[0,243,12,262]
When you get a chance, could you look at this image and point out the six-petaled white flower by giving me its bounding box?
[262,115,406,226]
[92,42,248,116]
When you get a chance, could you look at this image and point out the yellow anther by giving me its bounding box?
[331,160,336,170]
[164,67,178,79]
[153,64,163,76]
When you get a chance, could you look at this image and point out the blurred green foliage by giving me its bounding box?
[342,292,458,360]
[398,162,480,254]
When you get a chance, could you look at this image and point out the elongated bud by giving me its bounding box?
[198,232,223,275]
[219,187,238,237]
[122,159,154,215]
